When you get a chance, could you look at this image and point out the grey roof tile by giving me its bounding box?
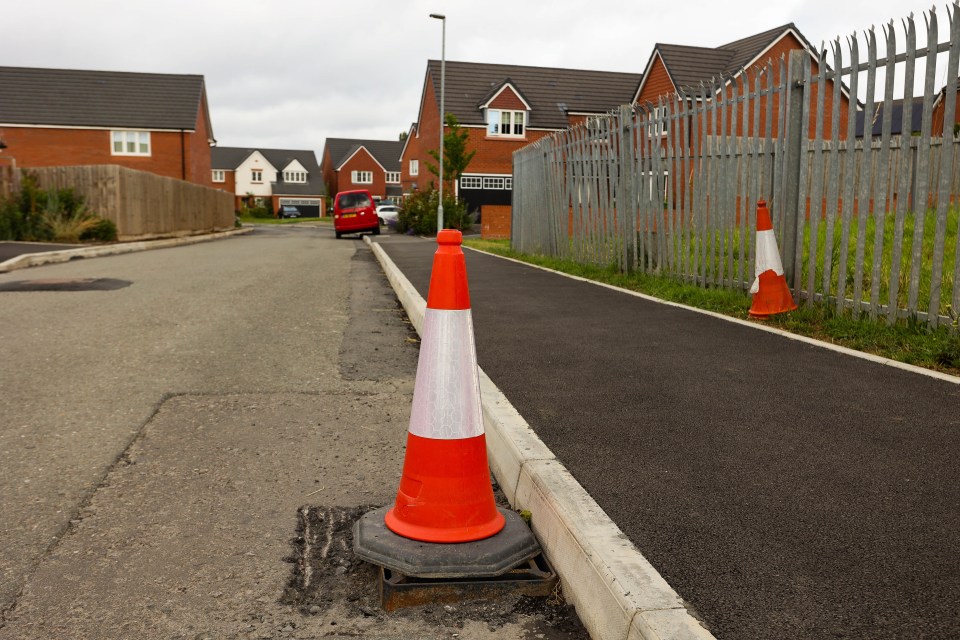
[323,138,404,171]
[0,66,206,130]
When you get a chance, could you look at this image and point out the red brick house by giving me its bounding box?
[0,66,216,186]
[211,147,325,216]
[320,138,404,204]
[402,60,643,226]
[633,24,851,140]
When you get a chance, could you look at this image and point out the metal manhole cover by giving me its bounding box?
[0,278,132,292]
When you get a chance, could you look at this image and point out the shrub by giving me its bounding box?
[239,202,272,219]
[0,172,114,243]
[79,218,118,242]
[396,187,473,235]
[0,173,53,241]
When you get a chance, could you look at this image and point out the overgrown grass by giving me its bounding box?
[464,238,960,376]
[799,207,958,317]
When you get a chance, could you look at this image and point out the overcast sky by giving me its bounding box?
[2,0,947,155]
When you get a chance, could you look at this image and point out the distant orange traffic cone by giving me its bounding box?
[384,229,506,543]
[749,200,798,318]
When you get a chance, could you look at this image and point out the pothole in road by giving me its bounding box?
[282,505,588,638]
[0,278,132,292]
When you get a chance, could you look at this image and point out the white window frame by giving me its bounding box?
[111,130,151,156]
[648,106,669,138]
[482,176,506,190]
[251,169,263,183]
[409,159,419,176]
[283,171,307,183]
[211,170,225,183]
[643,171,670,201]
[460,176,482,189]
[385,171,400,184]
[487,109,526,137]
[351,170,373,184]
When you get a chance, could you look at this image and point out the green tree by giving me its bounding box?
[425,113,476,188]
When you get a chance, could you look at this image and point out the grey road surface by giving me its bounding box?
[0,227,578,639]
[375,235,960,640]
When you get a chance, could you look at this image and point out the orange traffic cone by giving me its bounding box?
[749,200,798,318]
[384,229,506,543]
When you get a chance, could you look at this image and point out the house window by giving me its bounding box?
[284,171,306,183]
[483,177,506,190]
[251,169,263,183]
[111,130,151,156]
[460,176,482,189]
[487,110,526,137]
[385,171,400,183]
[351,170,373,184]
[648,107,669,138]
[212,170,225,183]
[409,160,419,176]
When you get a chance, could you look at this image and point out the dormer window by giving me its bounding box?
[487,109,526,137]
[284,170,307,183]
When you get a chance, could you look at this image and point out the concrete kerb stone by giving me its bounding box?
[0,227,253,273]
[365,236,715,640]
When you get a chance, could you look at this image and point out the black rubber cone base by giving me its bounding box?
[353,506,540,579]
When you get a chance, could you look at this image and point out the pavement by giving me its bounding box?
[370,233,960,640]
[4,228,960,640]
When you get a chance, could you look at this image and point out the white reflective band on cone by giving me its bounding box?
[408,308,484,440]
[750,229,786,294]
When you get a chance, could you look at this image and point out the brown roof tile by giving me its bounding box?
[425,60,642,129]
[646,23,812,96]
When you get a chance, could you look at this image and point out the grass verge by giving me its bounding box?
[464,238,960,377]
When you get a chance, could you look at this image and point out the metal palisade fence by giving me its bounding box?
[513,3,960,328]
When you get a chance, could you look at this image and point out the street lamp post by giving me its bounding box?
[429,13,445,233]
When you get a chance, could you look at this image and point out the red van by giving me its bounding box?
[333,189,380,239]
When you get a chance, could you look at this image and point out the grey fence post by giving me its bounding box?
[781,49,808,288]
[619,105,636,273]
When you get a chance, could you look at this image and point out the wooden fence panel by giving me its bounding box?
[13,165,234,240]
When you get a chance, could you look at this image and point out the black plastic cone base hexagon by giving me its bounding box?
[353,506,541,579]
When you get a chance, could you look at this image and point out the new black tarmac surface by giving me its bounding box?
[374,235,960,640]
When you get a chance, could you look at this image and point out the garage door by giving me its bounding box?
[279,198,322,218]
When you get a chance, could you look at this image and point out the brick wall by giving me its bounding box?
[338,147,387,198]
[185,96,214,187]
[488,87,527,110]
[636,33,851,141]
[481,204,512,239]
[402,73,442,194]
[635,55,674,104]
[1,125,212,186]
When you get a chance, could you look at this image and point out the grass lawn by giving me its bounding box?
[464,238,960,376]
[238,216,332,226]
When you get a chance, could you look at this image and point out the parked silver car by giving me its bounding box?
[376,204,400,227]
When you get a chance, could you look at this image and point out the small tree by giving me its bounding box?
[425,113,476,189]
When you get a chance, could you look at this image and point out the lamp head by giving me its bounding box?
[429,13,445,20]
